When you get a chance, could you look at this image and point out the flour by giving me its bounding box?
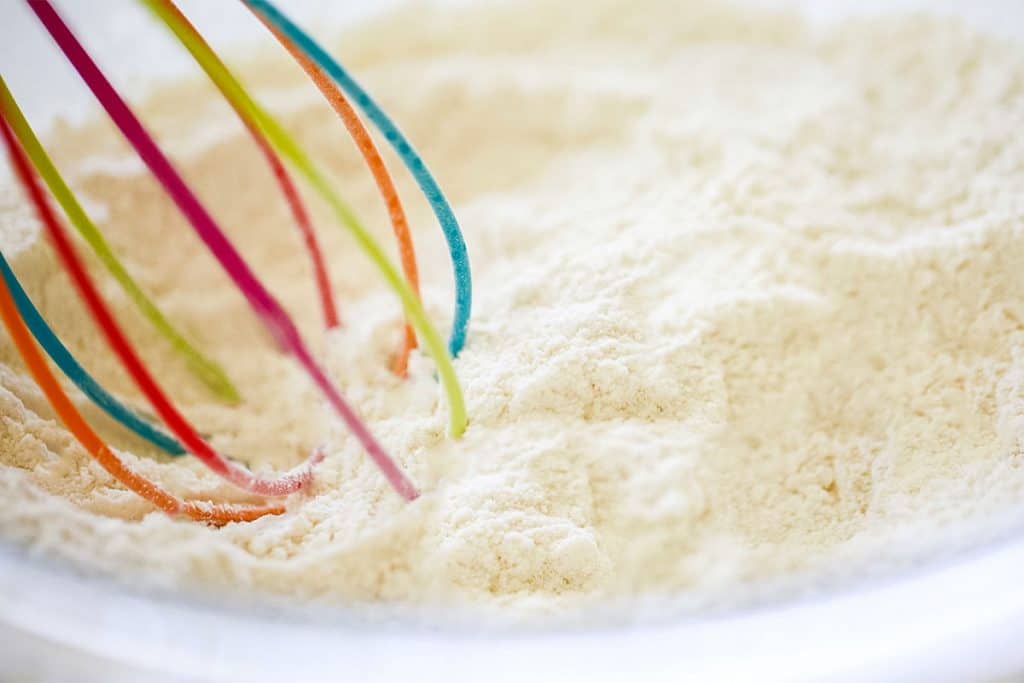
[0,0,1023,617]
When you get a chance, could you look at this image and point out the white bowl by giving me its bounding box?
[1,1,1023,681]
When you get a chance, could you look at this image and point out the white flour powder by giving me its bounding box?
[0,0,1023,616]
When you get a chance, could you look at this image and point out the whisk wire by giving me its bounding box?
[145,0,468,438]
[244,0,473,359]
[0,73,240,403]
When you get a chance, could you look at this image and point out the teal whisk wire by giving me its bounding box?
[0,252,184,455]
[243,0,473,358]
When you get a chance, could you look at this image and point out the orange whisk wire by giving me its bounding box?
[0,117,284,526]
[255,17,423,376]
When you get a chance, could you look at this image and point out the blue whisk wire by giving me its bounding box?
[0,252,184,455]
[243,0,473,358]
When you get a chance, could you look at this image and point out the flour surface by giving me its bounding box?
[1,0,1023,616]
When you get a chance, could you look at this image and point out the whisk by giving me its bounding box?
[0,0,471,524]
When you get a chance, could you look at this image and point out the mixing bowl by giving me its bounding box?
[1,1,1023,681]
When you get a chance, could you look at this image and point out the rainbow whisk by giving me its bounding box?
[0,0,471,524]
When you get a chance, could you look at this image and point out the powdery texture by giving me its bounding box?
[1,0,1023,616]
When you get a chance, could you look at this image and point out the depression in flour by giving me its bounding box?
[0,0,1022,615]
